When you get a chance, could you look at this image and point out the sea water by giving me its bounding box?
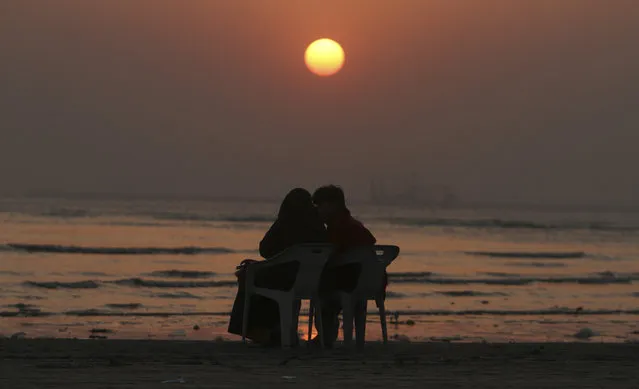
[1,196,638,342]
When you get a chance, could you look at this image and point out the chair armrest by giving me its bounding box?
[326,246,379,268]
[265,243,333,260]
[375,245,400,266]
[326,245,399,268]
[244,259,275,274]
[245,243,334,276]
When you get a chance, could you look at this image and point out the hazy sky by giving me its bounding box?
[1,1,638,205]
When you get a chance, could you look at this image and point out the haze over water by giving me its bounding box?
[2,1,639,206]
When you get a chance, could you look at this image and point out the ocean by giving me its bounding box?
[1,196,638,343]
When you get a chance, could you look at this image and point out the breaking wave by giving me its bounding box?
[478,272,522,278]
[104,303,144,310]
[146,270,217,279]
[24,281,101,289]
[4,243,236,255]
[505,262,567,268]
[111,278,236,288]
[388,217,639,232]
[391,277,636,286]
[388,272,437,278]
[466,251,586,259]
[152,291,203,299]
[385,291,409,299]
[0,310,53,317]
[388,272,639,285]
[428,290,509,297]
[23,278,236,289]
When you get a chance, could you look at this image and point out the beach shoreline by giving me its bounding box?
[2,338,638,388]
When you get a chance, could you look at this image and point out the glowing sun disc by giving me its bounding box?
[304,38,345,76]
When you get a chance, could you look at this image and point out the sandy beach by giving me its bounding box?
[1,339,638,388]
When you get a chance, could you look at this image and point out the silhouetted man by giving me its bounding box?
[312,185,377,347]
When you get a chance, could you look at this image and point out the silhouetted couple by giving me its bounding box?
[227,185,378,347]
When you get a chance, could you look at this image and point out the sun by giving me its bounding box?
[304,38,345,77]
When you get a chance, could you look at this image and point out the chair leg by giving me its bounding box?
[292,301,301,346]
[315,304,324,349]
[354,300,368,348]
[307,300,315,344]
[377,298,388,344]
[241,292,251,343]
[342,297,354,347]
[279,300,294,348]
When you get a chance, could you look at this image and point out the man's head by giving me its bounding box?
[312,185,346,222]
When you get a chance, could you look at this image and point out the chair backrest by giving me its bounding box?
[331,245,400,300]
[374,245,400,267]
[273,243,334,299]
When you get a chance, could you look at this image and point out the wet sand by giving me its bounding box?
[1,339,638,388]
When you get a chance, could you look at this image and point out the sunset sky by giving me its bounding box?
[1,1,638,205]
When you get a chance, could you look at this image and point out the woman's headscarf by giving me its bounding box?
[277,188,316,222]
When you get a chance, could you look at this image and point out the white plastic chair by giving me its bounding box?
[329,244,399,347]
[242,243,333,348]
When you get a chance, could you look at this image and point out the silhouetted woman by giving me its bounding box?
[228,188,327,346]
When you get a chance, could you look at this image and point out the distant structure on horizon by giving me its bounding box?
[369,177,459,208]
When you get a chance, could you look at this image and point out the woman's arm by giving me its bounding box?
[258,221,287,259]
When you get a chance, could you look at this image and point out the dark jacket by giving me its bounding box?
[321,208,380,293]
[326,209,376,253]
